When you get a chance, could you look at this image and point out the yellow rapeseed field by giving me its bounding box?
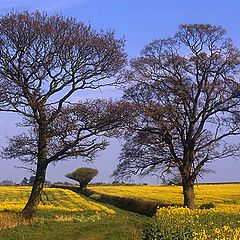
[90,184,240,206]
[0,186,115,214]
[155,207,240,239]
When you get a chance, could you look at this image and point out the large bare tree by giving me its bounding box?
[0,11,127,219]
[114,24,240,209]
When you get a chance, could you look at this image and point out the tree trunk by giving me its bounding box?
[182,180,195,209]
[21,163,47,219]
[21,124,48,220]
[79,183,85,191]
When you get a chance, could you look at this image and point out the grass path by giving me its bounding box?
[0,207,148,240]
[0,210,148,240]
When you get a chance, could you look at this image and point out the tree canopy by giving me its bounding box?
[65,167,98,190]
[114,24,240,208]
[0,11,128,219]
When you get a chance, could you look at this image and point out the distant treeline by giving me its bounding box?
[197,182,240,185]
[1,179,239,186]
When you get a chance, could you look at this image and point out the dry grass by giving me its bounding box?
[0,212,30,230]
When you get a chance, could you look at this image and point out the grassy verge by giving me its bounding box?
[83,188,176,216]
[0,207,149,240]
[52,185,177,216]
[0,212,30,231]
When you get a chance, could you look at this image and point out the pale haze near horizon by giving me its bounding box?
[0,0,240,184]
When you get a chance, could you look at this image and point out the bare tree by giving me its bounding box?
[113,24,240,209]
[0,11,127,219]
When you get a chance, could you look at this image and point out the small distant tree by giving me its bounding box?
[0,180,14,186]
[44,180,52,186]
[164,174,183,186]
[28,176,35,186]
[65,167,98,190]
[53,181,64,185]
[20,177,29,186]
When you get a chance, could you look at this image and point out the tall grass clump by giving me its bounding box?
[0,212,29,230]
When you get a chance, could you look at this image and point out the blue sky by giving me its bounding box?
[0,0,240,184]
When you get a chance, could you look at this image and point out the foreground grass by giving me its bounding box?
[0,212,29,231]
[0,210,147,240]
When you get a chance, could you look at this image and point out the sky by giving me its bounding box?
[0,0,240,184]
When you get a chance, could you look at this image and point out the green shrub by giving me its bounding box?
[199,202,215,209]
[143,219,192,240]
[143,221,162,240]
[90,194,101,201]
[82,189,176,216]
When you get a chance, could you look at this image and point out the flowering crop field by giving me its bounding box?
[147,207,240,240]
[0,186,114,214]
[0,187,146,240]
[90,184,240,206]
[0,186,115,230]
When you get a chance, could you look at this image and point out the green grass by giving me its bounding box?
[0,208,148,240]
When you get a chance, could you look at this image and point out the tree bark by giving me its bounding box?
[20,163,47,219]
[21,125,48,220]
[181,151,196,209]
[182,180,195,209]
